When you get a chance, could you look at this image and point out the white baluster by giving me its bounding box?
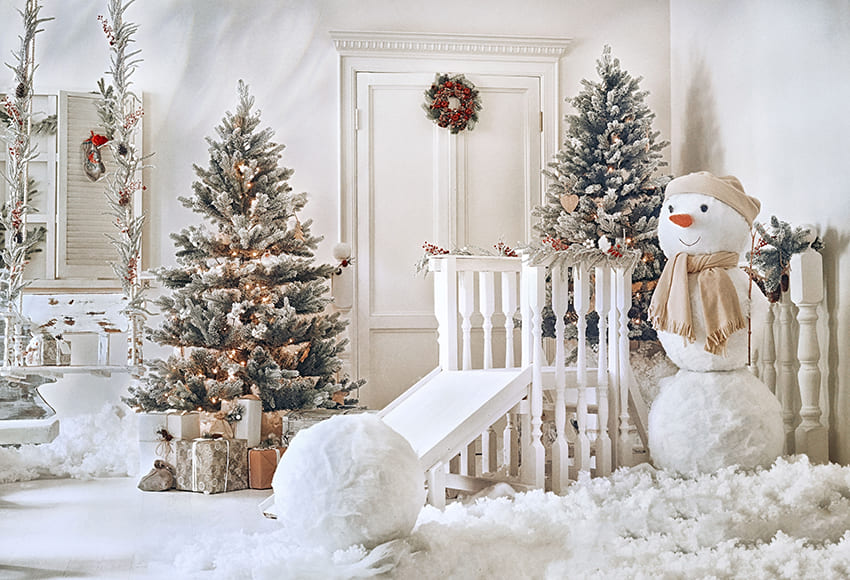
[504,405,519,477]
[459,270,475,370]
[608,268,621,467]
[616,267,633,467]
[791,249,828,463]
[777,291,797,454]
[502,272,518,368]
[574,262,591,474]
[521,259,546,489]
[479,271,495,369]
[427,463,447,509]
[595,266,613,476]
[550,264,570,492]
[761,303,777,395]
[432,256,459,371]
[481,425,497,474]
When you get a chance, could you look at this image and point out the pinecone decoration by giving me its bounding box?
[15,82,27,99]
[118,142,128,156]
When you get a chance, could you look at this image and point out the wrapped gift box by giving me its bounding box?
[248,447,286,490]
[167,412,201,440]
[261,410,284,439]
[283,408,369,443]
[222,397,262,448]
[137,411,200,474]
[175,438,248,494]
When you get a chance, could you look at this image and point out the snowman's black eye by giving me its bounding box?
[700,204,708,213]
[667,204,674,213]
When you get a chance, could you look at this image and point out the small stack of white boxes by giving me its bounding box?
[137,411,201,474]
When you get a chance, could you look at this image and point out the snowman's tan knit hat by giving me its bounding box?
[664,171,761,226]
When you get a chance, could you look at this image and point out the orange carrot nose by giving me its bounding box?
[669,213,693,227]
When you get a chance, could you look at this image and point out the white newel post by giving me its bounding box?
[616,267,634,468]
[607,268,621,466]
[431,256,459,371]
[595,266,613,476]
[790,248,828,463]
[502,265,520,477]
[573,262,591,475]
[521,259,546,489]
[550,265,570,492]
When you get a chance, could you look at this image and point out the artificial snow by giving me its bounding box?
[174,456,850,579]
[0,403,138,483]
[648,368,784,474]
[271,413,425,552]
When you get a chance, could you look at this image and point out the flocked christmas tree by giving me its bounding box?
[124,81,362,413]
[533,45,670,340]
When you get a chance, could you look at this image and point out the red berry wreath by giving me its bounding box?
[423,73,482,134]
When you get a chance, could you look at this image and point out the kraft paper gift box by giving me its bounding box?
[248,447,286,490]
[175,438,248,494]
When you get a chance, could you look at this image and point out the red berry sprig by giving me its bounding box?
[97,15,116,45]
[542,237,570,252]
[494,242,518,257]
[123,106,144,130]
[422,242,449,256]
[3,97,22,128]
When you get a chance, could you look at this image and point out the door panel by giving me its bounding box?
[355,71,541,409]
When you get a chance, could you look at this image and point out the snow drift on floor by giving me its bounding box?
[177,456,850,580]
[0,403,138,483]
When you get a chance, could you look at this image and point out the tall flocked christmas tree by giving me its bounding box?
[533,45,670,340]
[124,81,362,413]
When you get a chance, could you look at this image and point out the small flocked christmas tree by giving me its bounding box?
[124,81,362,413]
[533,45,670,340]
[746,216,823,304]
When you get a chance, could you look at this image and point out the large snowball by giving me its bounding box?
[272,413,425,551]
[648,368,783,474]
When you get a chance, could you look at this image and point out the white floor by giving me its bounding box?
[0,477,277,579]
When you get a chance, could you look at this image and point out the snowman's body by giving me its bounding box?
[648,177,783,473]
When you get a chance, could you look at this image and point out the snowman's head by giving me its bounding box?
[658,172,760,258]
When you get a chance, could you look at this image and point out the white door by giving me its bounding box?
[354,71,542,409]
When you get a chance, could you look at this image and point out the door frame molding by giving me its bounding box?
[332,31,572,380]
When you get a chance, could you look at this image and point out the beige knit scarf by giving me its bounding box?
[648,251,745,355]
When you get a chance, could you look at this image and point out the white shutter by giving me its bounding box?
[57,91,124,280]
[1,93,57,281]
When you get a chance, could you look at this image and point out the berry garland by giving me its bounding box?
[423,73,482,134]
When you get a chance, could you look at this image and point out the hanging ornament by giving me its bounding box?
[559,193,579,213]
[81,131,109,182]
[423,73,482,134]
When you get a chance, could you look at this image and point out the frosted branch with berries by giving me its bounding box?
[96,0,153,367]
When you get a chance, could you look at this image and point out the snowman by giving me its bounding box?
[647,171,783,473]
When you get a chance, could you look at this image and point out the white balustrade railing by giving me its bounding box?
[427,253,640,496]
[755,246,829,463]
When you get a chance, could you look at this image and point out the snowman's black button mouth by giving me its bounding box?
[679,236,701,247]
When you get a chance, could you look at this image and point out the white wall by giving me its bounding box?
[670,0,850,462]
[0,0,670,414]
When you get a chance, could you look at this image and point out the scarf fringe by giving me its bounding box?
[650,314,694,343]
[704,317,747,355]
